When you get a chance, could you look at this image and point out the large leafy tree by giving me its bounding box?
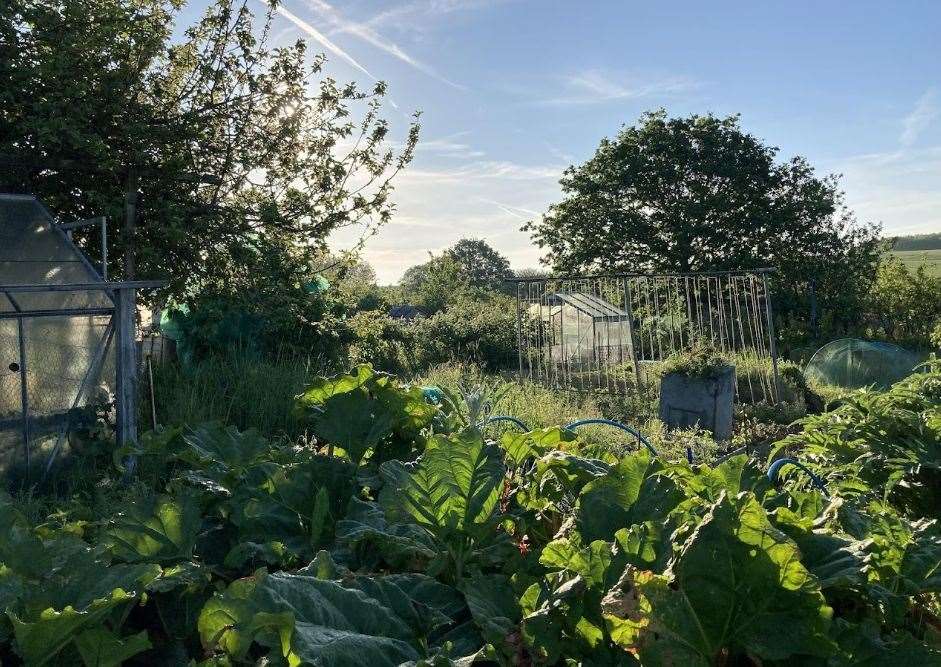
[524,110,882,327]
[0,0,418,297]
[399,238,511,312]
[446,238,511,290]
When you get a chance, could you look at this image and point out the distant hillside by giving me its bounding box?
[890,232,941,251]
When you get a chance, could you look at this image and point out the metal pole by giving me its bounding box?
[17,318,30,469]
[114,287,139,458]
[761,272,782,403]
[101,217,108,281]
[622,279,642,392]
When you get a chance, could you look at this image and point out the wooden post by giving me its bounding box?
[114,287,138,455]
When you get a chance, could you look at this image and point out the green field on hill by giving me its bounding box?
[890,249,941,276]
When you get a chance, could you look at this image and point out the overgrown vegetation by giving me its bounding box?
[658,338,733,379]
[2,2,939,663]
[5,362,939,664]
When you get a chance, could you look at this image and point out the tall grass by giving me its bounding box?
[149,352,329,440]
[147,354,803,465]
[415,362,724,461]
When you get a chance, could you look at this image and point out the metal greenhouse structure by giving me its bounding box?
[0,194,163,479]
[515,269,781,402]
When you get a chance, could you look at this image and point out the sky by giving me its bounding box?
[187,0,941,283]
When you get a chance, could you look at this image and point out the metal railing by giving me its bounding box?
[512,269,780,402]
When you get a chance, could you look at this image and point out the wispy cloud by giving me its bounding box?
[298,0,465,89]
[261,1,375,79]
[826,146,941,235]
[407,160,564,183]
[479,198,541,220]
[330,155,562,281]
[900,88,939,147]
[367,0,510,32]
[538,69,701,106]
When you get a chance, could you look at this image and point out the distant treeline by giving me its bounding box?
[891,232,941,251]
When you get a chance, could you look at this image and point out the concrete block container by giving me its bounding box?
[658,365,735,441]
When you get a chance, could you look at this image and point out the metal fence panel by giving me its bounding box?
[514,270,780,403]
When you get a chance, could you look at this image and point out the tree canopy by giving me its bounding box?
[446,238,511,290]
[524,110,882,322]
[399,238,511,313]
[0,0,418,297]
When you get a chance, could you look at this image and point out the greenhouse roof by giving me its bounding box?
[548,292,628,320]
[0,194,111,313]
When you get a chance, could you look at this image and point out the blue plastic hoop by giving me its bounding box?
[767,457,829,494]
[563,418,658,457]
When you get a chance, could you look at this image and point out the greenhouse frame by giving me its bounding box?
[514,269,781,402]
[0,194,163,479]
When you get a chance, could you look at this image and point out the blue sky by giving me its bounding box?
[188,1,940,282]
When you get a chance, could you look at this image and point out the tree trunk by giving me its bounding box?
[124,166,138,280]
[808,278,818,340]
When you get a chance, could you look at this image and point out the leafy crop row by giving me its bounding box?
[1,363,939,665]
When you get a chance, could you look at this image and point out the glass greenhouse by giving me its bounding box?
[0,194,162,479]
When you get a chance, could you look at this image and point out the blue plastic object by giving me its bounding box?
[480,415,530,432]
[421,386,445,405]
[563,418,658,457]
[767,457,829,494]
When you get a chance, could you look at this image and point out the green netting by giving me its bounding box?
[804,338,924,389]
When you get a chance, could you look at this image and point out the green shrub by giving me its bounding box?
[866,257,941,347]
[412,294,519,370]
[346,310,415,374]
[659,338,732,379]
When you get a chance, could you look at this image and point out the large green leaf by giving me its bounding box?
[73,628,152,667]
[539,537,615,590]
[335,498,439,569]
[179,422,271,482]
[576,452,682,542]
[383,429,505,533]
[602,492,835,664]
[198,574,262,660]
[199,570,422,666]
[295,365,436,464]
[866,512,941,597]
[829,619,941,665]
[9,588,137,666]
[500,428,577,469]
[313,390,399,463]
[534,451,610,494]
[220,453,355,569]
[297,364,375,404]
[459,573,520,646]
[298,551,467,641]
[105,493,202,563]
[774,506,872,590]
